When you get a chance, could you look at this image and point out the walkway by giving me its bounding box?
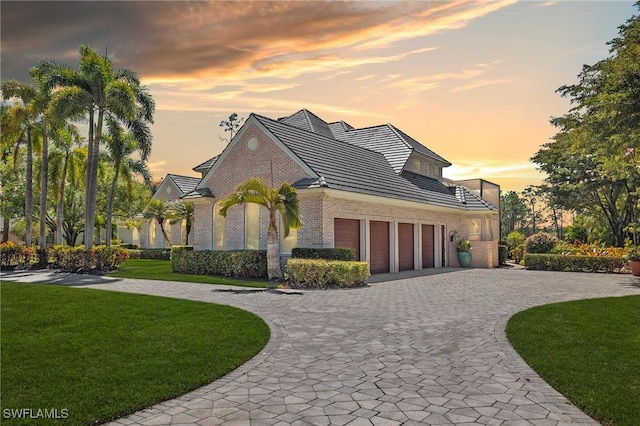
[3,269,639,425]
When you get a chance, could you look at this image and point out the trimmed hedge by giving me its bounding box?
[127,248,171,260]
[172,249,267,278]
[0,241,36,269]
[48,245,129,273]
[524,253,628,273]
[286,258,370,289]
[291,247,356,261]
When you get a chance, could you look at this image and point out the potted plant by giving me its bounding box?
[624,221,640,276]
[456,239,472,268]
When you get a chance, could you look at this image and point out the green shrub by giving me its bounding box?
[127,248,171,260]
[118,243,139,249]
[48,245,129,273]
[291,247,356,261]
[498,245,508,265]
[506,231,526,251]
[0,241,36,269]
[525,232,558,254]
[172,250,267,278]
[524,253,627,273]
[286,258,370,289]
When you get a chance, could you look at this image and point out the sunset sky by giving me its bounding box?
[2,1,636,191]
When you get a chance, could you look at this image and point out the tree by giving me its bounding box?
[532,3,640,246]
[103,117,151,246]
[48,124,85,245]
[219,113,244,143]
[219,177,303,280]
[48,45,155,249]
[169,201,194,245]
[143,199,171,246]
[500,191,527,238]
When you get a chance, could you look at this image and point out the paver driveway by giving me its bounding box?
[3,268,639,425]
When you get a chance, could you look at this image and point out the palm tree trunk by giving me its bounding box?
[158,219,171,247]
[84,110,94,248]
[85,109,102,248]
[105,158,121,246]
[39,117,48,248]
[2,216,10,243]
[266,227,282,280]
[25,128,33,247]
[55,152,69,246]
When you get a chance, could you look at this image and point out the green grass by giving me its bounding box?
[1,283,270,425]
[507,296,640,426]
[109,259,269,288]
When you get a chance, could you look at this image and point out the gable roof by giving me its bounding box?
[254,114,495,211]
[278,109,335,140]
[192,155,219,174]
[166,174,200,195]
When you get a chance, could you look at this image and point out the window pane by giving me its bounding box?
[214,204,226,250]
[245,203,260,250]
[468,218,481,241]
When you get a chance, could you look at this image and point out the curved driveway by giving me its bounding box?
[4,268,639,425]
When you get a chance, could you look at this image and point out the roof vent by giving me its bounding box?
[318,176,328,187]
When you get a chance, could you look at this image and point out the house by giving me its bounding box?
[117,173,199,248]
[182,109,500,272]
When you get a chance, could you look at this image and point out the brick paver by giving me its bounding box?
[3,268,639,425]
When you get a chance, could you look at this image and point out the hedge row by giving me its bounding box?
[286,258,370,289]
[291,247,356,261]
[48,245,129,273]
[524,253,628,273]
[172,248,267,278]
[0,241,37,269]
[127,248,171,260]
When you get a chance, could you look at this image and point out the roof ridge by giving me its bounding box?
[386,124,414,151]
[167,173,200,180]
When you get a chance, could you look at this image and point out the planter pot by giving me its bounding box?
[458,251,472,268]
[631,259,640,276]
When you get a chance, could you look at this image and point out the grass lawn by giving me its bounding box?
[1,282,270,425]
[507,295,640,426]
[109,258,270,288]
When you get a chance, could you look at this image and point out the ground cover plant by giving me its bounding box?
[109,258,269,288]
[507,296,640,426]
[1,283,270,425]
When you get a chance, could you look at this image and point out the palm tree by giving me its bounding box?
[1,81,40,247]
[219,177,303,280]
[103,117,151,246]
[48,45,155,249]
[143,199,171,247]
[48,124,85,245]
[169,201,195,245]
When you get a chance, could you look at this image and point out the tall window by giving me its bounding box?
[468,218,481,241]
[214,202,226,250]
[281,228,298,254]
[245,203,260,250]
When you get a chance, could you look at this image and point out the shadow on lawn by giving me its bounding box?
[0,269,123,287]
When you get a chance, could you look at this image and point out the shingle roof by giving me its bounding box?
[389,125,451,166]
[166,174,200,195]
[254,114,491,211]
[192,155,219,174]
[278,109,335,140]
[337,125,413,174]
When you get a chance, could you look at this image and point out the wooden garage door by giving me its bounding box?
[422,224,435,268]
[398,223,414,271]
[370,221,390,274]
[334,218,360,260]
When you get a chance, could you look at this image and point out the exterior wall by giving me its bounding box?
[193,202,214,250]
[469,241,499,268]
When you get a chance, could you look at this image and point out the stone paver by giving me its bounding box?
[3,268,638,425]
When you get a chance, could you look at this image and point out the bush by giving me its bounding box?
[291,247,356,261]
[551,242,626,257]
[118,243,139,249]
[48,245,129,273]
[524,253,627,273]
[0,241,36,269]
[127,248,171,260]
[498,245,508,265]
[525,232,558,254]
[286,258,370,289]
[172,249,267,278]
[506,231,526,251]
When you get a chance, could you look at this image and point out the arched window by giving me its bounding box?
[213,202,226,250]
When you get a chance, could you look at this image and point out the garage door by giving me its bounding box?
[422,224,435,268]
[398,223,414,271]
[370,221,390,274]
[334,218,360,260]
